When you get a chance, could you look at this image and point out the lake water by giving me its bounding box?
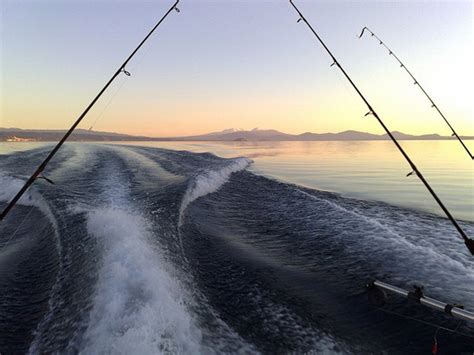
[1,140,473,353]
[1,140,473,221]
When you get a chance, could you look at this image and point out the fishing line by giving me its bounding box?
[0,0,181,221]
[88,75,128,132]
[358,27,473,160]
[374,306,474,340]
[288,0,474,256]
[88,31,157,132]
[1,203,37,248]
[1,175,67,248]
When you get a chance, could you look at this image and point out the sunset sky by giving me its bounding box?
[1,0,473,137]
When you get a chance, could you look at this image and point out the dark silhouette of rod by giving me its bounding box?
[288,0,474,255]
[359,27,473,160]
[0,0,180,222]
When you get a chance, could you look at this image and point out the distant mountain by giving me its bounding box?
[179,129,471,141]
[181,129,294,141]
[295,130,385,141]
[1,127,472,142]
[0,128,149,142]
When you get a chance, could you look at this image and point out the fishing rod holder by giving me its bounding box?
[367,280,474,323]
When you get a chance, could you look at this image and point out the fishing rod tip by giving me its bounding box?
[358,27,369,38]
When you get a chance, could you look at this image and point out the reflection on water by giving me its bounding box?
[1,140,473,221]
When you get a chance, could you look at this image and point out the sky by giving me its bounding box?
[1,0,473,137]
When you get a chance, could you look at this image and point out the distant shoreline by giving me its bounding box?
[2,138,473,143]
[1,127,473,142]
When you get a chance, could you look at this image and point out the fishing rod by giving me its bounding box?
[288,0,474,256]
[0,0,180,222]
[359,27,473,160]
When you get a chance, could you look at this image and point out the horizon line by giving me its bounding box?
[1,127,468,138]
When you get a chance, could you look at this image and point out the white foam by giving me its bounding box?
[179,157,252,226]
[48,144,98,179]
[108,146,181,183]
[296,188,474,308]
[80,207,202,355]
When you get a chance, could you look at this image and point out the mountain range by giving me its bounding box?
[1,127,472,142]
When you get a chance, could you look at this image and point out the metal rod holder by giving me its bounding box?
[368,280,474,323]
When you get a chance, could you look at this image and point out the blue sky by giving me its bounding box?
[1,0,473,137]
